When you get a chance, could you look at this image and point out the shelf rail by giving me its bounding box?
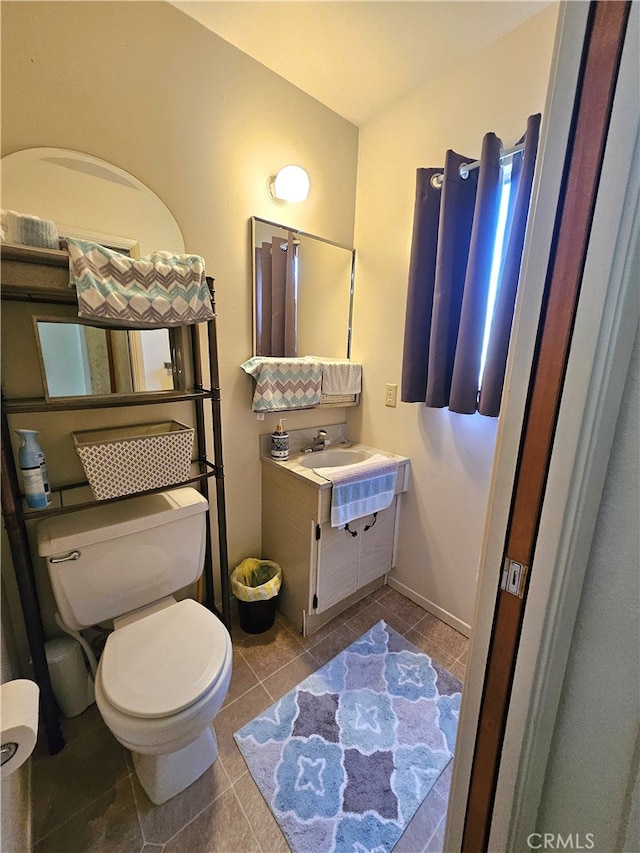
[0,248,232,754]
[1,409,65,754]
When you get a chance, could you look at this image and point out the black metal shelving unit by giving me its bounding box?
[0,244,231,756]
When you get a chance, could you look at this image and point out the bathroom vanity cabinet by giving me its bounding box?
[261,449,409,636]
[313,502,397,611]
[0,243,231,754]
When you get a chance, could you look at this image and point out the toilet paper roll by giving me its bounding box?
[1,679,39,778]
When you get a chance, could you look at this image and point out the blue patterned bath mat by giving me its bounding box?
[234,620,462,853]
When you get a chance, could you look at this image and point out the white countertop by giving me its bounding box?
[261,441,410,490]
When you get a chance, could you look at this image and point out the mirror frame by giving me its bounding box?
[32,315,187,404]
[251,216,355,360]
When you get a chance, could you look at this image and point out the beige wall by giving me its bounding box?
[1,1,558,640]
[348,5,558,631]
[1,2,359,617]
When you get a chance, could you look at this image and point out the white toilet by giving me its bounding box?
[37,487,233,805]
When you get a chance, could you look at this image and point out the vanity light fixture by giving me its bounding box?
[268,165,310,205]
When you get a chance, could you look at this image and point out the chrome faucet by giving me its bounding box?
[302,430,330,453]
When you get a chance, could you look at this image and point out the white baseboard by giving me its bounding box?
[387,577,472,638]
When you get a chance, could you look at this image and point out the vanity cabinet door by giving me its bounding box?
[315,522,360,613]
[357,498,396,588]
[315,497,397,613]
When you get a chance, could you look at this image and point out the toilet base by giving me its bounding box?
[132,725,218,805]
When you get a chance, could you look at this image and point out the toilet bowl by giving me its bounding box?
[37,488,233,805]
[95,597,232,804]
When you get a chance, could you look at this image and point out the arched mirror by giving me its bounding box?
[1,148,187,400]
[1,147,184,255]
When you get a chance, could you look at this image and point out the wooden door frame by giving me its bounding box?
[446,2,639,849]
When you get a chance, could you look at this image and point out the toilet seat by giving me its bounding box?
[100,599,229,718]
[95,615,232,757]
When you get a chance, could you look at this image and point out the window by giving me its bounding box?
[479,162,514,388]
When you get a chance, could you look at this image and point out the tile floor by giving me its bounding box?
[31,586,468,853]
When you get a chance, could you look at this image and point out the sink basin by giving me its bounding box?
[298,449,371,469]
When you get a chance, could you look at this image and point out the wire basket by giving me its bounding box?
[73,420,194,500]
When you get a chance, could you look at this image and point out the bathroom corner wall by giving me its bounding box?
[1,2,359,616]
[348,5,559,632]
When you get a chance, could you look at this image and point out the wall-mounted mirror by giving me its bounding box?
[2,148,190,402]
[33,317,183,401]
[251,217,355,359]
[1,148,185,256]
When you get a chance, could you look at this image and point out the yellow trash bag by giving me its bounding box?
[231,558,282,603]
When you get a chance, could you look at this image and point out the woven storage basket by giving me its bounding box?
[73,421,194,500]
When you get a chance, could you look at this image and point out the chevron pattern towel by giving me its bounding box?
[241,357,322,412]
[67,237,214,328]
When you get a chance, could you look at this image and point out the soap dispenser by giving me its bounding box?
[271,419,289,461]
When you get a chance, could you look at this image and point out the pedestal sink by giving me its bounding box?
[298,449,371,469]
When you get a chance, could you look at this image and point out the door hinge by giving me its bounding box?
[313,594,318,609]
[315,524,321,540]
[501,557,528,598]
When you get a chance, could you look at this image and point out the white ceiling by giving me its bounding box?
[172,1,553,126]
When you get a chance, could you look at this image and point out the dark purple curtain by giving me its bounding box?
[255,232,297,357]
[401,114,541,416]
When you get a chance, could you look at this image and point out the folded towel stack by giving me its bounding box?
[66,237,214,328]
[241,356,322,412]
[313,453,399,527]
[1,209,59,249]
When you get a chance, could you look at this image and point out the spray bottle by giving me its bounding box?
[270,419,289,461]
[16,429,51,509]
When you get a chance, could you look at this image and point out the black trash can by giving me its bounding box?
[231,558,282,634]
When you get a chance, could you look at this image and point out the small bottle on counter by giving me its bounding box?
[16,429,52,509]
[270,419,289,461]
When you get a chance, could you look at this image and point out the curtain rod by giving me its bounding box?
[430,142,525,189]
[279,238,300,251]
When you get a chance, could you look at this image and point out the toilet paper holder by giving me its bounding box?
[0,679,40,777]
[0,742,18,766]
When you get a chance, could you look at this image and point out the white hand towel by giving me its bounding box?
[316,359,362,395]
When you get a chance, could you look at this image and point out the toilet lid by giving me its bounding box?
[100,599,230,718]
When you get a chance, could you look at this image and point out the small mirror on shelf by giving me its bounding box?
[251,217,355,360]
[33,317,184,401]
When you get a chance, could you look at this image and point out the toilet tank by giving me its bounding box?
[37,488,209,631]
